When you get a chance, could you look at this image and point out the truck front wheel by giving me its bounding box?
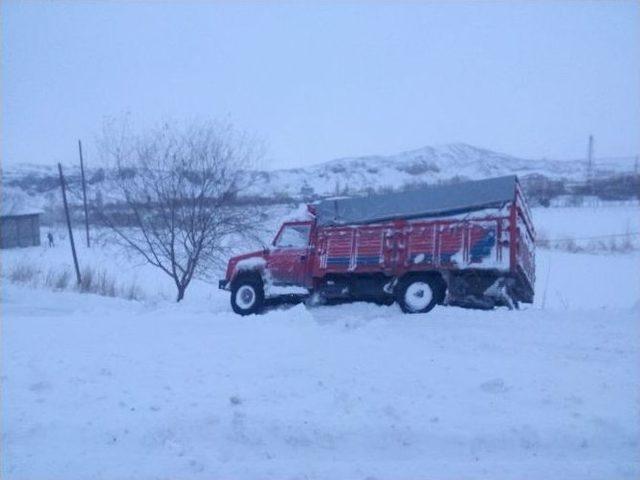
[231,277,265,315]
[395,276,440,314]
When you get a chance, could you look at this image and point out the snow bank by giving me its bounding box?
[2,247,639,479]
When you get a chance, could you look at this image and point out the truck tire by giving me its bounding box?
[395,275,440,314]
[231,277,265,315]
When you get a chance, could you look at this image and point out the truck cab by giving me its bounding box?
[219,218,316,314]
[266,221,315,287]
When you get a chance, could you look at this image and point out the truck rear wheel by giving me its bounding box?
[231,277,264,315]
[395,276,440,314]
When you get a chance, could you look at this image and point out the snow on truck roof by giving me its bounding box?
[315,175,518,226]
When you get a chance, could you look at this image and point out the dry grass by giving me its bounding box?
[536,230,638,254]
[44,268,71,290]
[79,266,117,297]
[7,264,39,284]
[4,261,144,301]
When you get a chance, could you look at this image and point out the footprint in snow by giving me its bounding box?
[29,381,52,393]
[480,378,509,394]
[188,459,205,473]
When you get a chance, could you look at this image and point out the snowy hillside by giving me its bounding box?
[251,143,592,198]
[2,143,633,207]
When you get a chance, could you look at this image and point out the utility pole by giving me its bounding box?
[78,140,90,247]
[58,163,82,285]
[586,134,594,194]
[635,156,639,201]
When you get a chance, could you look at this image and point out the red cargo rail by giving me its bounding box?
[313,186,534,303]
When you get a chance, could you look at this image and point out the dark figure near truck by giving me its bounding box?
[220,176,535,315]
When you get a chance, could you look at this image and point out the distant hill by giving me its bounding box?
[249,143,597,199]
[1,143,634,209]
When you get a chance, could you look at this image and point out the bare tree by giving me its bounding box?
[96,119,261,301]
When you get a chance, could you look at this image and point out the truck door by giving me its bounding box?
[267,222,312,286]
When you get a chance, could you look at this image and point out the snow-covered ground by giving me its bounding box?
[533,203,640,251]
[2,203,640,479]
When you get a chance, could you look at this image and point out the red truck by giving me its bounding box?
[219,176,535,315]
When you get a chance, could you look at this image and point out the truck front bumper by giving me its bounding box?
[218,279,229,290]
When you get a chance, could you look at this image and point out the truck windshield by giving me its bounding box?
[275,224,310,248]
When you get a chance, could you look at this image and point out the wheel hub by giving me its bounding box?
[404,281,433,311]
[236,285,256,309]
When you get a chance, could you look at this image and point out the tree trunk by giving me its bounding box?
[176,285,186,302]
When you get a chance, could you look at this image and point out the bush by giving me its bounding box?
[535,231,550,249]
[397,160,439,175]
[79,266,117,297]
[44,268,71,290]
[5,261,143,301]
[556,238,583,253]
[619,234,635,253]
[8,264,39,284]
[124,283,144,301]
[565,195,585,207]
[536,233,639,254]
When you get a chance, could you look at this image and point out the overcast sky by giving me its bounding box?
[2,1,639,170]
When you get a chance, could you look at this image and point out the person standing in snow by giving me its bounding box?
[47,231,54,248]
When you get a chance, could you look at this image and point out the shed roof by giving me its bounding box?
[0,206,43,217]
[315,175,517,226]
